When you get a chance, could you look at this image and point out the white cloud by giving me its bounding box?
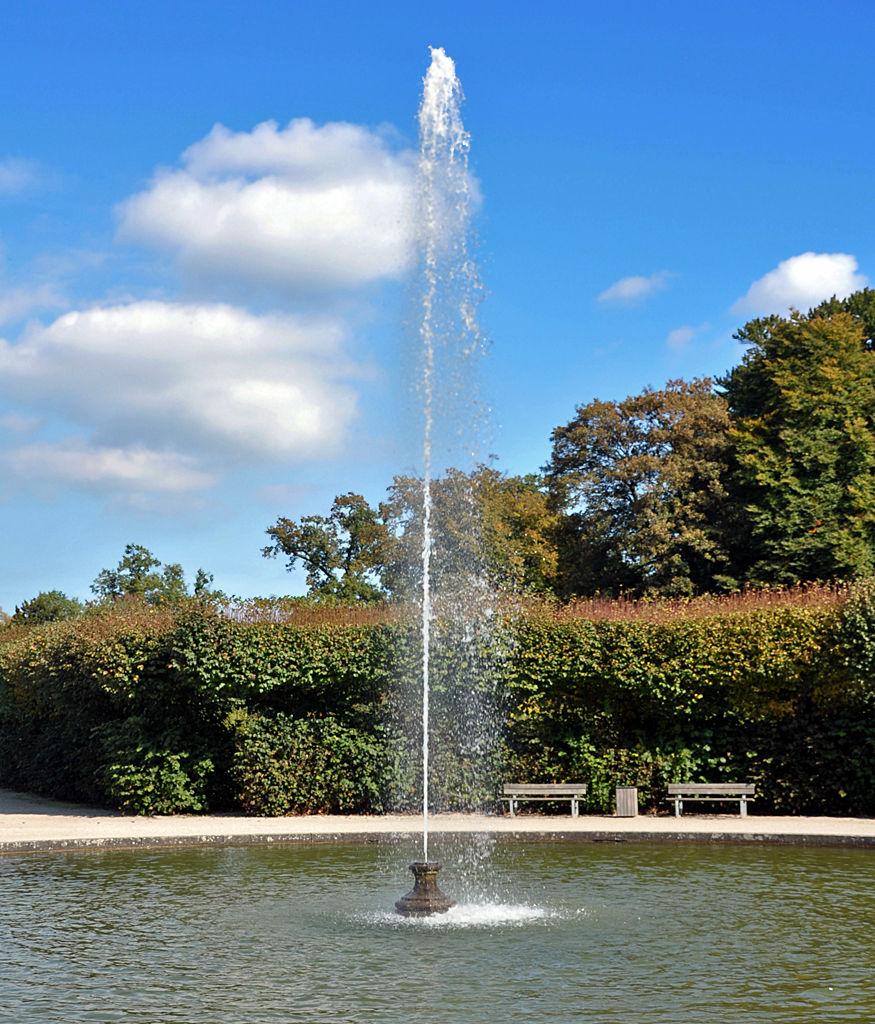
[0,157,40,196]
[3,441,215,492]
[732,252,868,316]
[664,322,711,352]
[116,118,415,292]
[598,270,673,304]
[666,325,696,352]
[0,414,41,434]
[0,284,66,325]
[0,300,361,493]
[0,119,424,499]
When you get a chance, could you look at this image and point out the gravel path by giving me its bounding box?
[2,788,874,853]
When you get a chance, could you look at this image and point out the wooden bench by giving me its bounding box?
[667,783,755,818]
[501,784,587,818]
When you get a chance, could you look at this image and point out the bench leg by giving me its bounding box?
[674,796,682,818]
[740,796,747,818]
[509,798,515,818]
[571,798,578,818]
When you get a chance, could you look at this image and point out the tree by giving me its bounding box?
[92,544,220,606]
[12,590,84,625]
[808,287,875,346]
[262,470,560,603]
[263,494,393,604]
[725,290,875,423]
[475,469,560,593]
[193,569,223,601]
[381,467,559,596]
[720,308,875,583]
[544,379,735,597]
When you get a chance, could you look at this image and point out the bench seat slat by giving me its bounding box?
[503,784,587,795]
[500,795,579,801]
[667,793,756,798]
[667,784,755,795]
[664,795,756,800]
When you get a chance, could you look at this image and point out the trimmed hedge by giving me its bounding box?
[1,590,874,816]
[0,603,395,814]
[505,601,871,814]
[231,712,388,815]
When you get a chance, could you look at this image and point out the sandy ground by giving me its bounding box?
[2,788,875,853]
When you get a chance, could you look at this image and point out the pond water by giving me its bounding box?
[1,839,872,1022]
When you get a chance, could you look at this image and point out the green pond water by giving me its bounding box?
[1,838,872,1022]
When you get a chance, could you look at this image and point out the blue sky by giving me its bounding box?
[1,0,874,609]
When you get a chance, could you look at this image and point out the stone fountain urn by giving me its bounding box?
[395,862,456,917]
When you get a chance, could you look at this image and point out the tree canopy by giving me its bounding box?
[721,308,875,583]
[544,378,735,597]
[12,590,84,625]
[264,294,875,602]
[263,468,560,603]
[92,544,222,606]
[263,494,393,604]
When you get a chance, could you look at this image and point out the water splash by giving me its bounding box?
[368,903,559,929]
[415,47,485,861]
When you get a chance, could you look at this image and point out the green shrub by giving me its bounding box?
[95,717,215,815]
[503,600,875,815]
[3,591,875,816]
[232,712,387,815]
[102,749,213,815]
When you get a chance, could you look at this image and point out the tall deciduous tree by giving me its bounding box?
[263,493,393,604]
[92,544,219,605]
[721,308,875,583]
[263,469,560,603]
[12,590,84,624]
[382,467,559,595]
[544,379,735,597]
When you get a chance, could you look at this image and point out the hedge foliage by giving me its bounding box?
[506,597,872,814]
[2,588,875,816]
[231,712,388,815]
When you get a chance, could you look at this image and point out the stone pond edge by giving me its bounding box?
[4,829,875,855]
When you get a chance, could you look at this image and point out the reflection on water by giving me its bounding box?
[1,839,873,1022]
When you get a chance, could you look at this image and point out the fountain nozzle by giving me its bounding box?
[395,861,456,917]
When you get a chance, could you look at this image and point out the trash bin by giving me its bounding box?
[615,786,638,817]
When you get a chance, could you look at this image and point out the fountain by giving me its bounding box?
[2,49,870,1024]
[395,45,485,916]
[395,861,457,917]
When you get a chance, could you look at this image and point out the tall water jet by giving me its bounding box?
[415,46,485,867]
[395,46,488,915]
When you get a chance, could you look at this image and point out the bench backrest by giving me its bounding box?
[503,784,587,796]
[667,783,755,796]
